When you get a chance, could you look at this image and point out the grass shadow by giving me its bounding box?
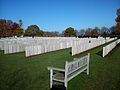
[96,49,103,57]
[106,43,120,57]
[50,85,66,90]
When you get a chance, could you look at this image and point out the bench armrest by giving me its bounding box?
[48,67,65,72]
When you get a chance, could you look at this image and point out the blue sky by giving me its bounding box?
[0,0,120,32]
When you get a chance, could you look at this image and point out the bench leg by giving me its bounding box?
[87,53,90,75]
[50,69,53,88]
[87,67,89,75]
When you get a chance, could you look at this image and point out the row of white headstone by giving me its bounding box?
[25,38,73,57]
[71,37,116,56]
[25,41,72,57]
[25,37,115,57]
[0,37,74,55]
[102,39,120,57]
[0,37,33,51]
[0,37,117,57]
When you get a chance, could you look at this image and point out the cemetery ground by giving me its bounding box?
[0,43,120,90]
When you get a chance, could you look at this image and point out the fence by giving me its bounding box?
[48,53,90,89]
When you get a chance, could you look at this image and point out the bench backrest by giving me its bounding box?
[64,53,90,87]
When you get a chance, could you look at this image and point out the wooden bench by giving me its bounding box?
[48,53,90,90]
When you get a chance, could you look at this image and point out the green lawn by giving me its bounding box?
[0,44,120,90]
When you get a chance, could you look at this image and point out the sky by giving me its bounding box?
[0,0,120,32]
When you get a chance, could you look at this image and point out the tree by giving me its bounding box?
[110,26,115,33]
[109,26,116,37]
[78,29,85,38]
[91,29,98,37]
[75,30,79,37]
[84,27,101,37]
[101,27,110,37]
[115,8,120,36]
[18,19,24,37]
[43,31,60,37]
[64,27,76,37]
[16,27,24,37]
[117,8,120,16]
[91,27,100,37]
[79,29,85,36]
[24,25,44,37]
[85,28,92,37]
[0,19,7,37]
[19,19,23,28]
[0,19,20,37]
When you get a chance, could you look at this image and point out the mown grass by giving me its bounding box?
[69,44,120,90]
[0,44,120,90]
[0,48,73,90]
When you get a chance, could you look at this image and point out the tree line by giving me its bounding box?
[0,19,24,37]
[0,8,120,38]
